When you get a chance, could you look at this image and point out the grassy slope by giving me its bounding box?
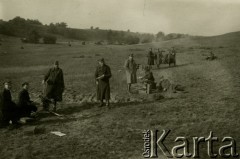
[0,33,240,159]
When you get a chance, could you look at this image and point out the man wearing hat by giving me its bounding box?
[0,81,20,127]
[95,58,112,107]
[42,61,65,111]
[124,54,138,92]
[18,82,37,117]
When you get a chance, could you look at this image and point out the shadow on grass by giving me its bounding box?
[31,97,174,126]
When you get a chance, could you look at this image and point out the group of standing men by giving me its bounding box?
[0,47,176,127]
[147,47,176,68]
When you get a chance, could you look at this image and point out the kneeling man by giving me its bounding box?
[0,81,20,126]
[18,82,37,117]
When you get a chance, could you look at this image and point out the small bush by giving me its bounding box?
[43,35,57,44]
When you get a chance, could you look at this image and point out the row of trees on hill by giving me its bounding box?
[0,16,189,44]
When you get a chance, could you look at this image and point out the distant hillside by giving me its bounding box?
[191,31,240,47]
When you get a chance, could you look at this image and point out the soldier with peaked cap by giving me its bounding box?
[124,54,138,93]
[18,82,37,117]
[95,58,112,108]
[0,81,20,127]
[41,61,65,112]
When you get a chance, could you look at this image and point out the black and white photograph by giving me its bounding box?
[0,0,240,158]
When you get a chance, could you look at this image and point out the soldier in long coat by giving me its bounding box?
[156,48,164,68]
[95,58,112,107]
[0,82,20,127]
[124,54,138,93]
[18,82,37,117]
[147,48,155,68]
[42,61,65,111]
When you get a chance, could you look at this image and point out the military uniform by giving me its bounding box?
[124,59,137,84]
[95,64,112,100]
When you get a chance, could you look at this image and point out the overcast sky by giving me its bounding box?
[0,0,240,36]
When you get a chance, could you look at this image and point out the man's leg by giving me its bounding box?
[53,100,57,112]
[127,83,131,92]
[99,100,104,107]
[42,98,50,111]
[1,112,10,127]
[106,100,110,108]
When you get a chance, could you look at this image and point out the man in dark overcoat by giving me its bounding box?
[0,81,20,127]
[156,48,164,68]
[147,48,155,68]
[42,61,65,111]
[18,82,37,117]
[95,58,112,108]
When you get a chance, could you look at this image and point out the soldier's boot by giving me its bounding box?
[127,84,131,93]
[106,100,110,109]
[53,100,57,112]
[98,100,104,107]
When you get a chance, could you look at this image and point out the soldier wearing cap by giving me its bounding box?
[41,61,65,111]
[0,81,20,127]
[124,54,138,92]
[18,82,37,117]
[95,58,112,107]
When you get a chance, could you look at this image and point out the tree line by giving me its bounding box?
[0,16,189,44]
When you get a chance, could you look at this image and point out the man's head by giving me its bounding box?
[4,81,11,90]
[129,54,134,61]
[98,58,105,67]
[54,61,59,69]
[144,66,150,72]
[22,82,29,90]
[149,48,152,51]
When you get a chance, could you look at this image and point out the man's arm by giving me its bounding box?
[43,69,51,84]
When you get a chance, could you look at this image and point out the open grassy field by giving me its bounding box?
[0,33,240,159]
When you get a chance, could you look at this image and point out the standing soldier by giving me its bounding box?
[42,61,65,112]
[18,82,37,117]
[147,48,155,69]
[156,48,163,68]
[95,58,112,108]
[0,81,20,127]
[169,47,176,66]
[124,54,138,93]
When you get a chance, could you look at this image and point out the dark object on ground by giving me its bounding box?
[206,56,217,60]
[82,41,85,45]
[206,51,217,60]
[24,125,46,135]
[175,84,185,91]
[20,46,24,49]
[148,93,164,101]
